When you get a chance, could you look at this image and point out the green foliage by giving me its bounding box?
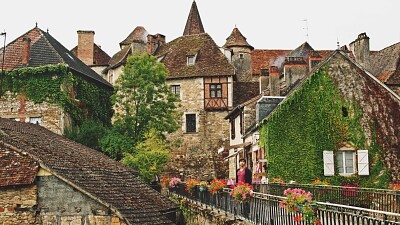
[122,129,169,183]
[65,120,108,151]
[259,66,374,184]
[113,53,178,147]
[2,64,113,128]
[99,127,134,160]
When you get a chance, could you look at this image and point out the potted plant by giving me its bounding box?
[230,183,254,202]
[280,188,321,225]
[160,177,171,189]
[208,178,227,195]
[185,178,199,194]
[270,177,285,184]
[169,177,182,191]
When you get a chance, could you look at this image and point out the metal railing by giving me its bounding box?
[253,183,400,213]
[169,185,400,225]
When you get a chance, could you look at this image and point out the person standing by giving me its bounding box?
[236,158,252,184]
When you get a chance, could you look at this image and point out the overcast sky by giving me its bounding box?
[1,0,399,57]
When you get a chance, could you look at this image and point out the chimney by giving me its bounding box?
[22,37,31,65]
[269,66,280,96]
[77,30,95,65]
[349,32,370,69]
[259,68,269,93]
[147,33,165,55]
[283,57,307,87]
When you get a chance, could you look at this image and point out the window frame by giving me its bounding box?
[209,83,222,98]
[170,85,181,100]
[185,114,197,133]
[336,150,356,176]
[187,56,195,66]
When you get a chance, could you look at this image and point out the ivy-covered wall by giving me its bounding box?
[1,64,113,130]
[259,52,400,187]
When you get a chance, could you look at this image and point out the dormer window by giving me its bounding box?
[187,55,195,66]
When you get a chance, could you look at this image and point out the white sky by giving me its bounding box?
[1,0,399,56]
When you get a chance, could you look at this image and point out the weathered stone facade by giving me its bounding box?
[0,185,38,224]
[0,92,64,134]
[165,77,230,180]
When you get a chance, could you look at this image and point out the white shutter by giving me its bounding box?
[357,150,369,175]
[323,151,335,176]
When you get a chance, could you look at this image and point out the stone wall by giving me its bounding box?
[0,92,64,134]
[230,47,254,82]
[0,184,38,224]
[165,78,230,180]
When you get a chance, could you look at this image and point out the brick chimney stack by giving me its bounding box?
[22,37,31,65]
[77,30,95,65]
[269,66,280,96]
[147,33,165,55]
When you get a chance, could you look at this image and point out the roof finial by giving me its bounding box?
[235,24,237,28]
[337,37,340,50]
[47,28,49,33]
[35,22,38,28]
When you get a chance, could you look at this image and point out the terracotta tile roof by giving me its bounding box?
[233,81,260,106]
[0,27,112,88]
[71,44,111,66]
[0,145,38,187]
[251,49,291,75]
[183,1,205,36]
[223,27,254,50]
[0,119,177,224]
[155,33,234,79]
[368,42,400,84]
[119,26,148,47]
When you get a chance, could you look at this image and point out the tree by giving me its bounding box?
[112,53,178,147]
[65,120,108,151]
[122,129,169,182]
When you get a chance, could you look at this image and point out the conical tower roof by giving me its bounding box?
[183,1,205,36]
[223,27,253,50]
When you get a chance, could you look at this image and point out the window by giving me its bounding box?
[29,117,42,125]
[210,83,222,98]
[186,114,196,133]
[187,56,195,66]
[239,53,244,59]
[342,107,348,117]
[170,85,181,99]
[231,119,235,139]
[336,151,355,175]
[109,73,114,84]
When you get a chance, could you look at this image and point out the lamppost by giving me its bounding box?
[0,31,6,96]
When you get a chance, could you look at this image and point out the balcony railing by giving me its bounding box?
[253,183,400,213]
[169,185,400,225]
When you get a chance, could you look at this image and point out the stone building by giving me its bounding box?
[258,50,400,183]
[0,118,177,224]
[0,26,113,135]
[70,30,111,76]
[154,1,236,179]
[349,32,400,95]
[104,26,165,85]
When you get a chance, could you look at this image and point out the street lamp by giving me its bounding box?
[0,31,6,96]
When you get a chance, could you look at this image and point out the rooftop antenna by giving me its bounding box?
[337,37,340,50]
[301,19,309,42]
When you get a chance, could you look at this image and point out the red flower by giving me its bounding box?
[294,215,302,222]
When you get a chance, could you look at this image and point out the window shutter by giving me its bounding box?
[323,151,334,176]
[357,150,369,176]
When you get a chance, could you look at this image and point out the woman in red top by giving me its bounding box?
[236,158,252,184]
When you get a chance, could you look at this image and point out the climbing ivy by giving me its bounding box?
[2,64,113,128]
[259,66,388,186]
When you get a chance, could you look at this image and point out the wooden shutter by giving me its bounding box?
[323,151,334,176]
[357,150,369,176]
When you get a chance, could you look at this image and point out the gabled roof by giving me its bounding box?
[155,33,234,79]
[183,1,205,36]
[71,44,111,66]
[0,27,112,88]
[260,50,400,126]
[223,27,254,50]
[369,42,400,84]
[119,26,148,47]
[0,119,177,224]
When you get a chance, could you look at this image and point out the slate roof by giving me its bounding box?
[183,1,205,36]
[155,33,235,79]
[369,42,400,85]
[71,44,111,66]
[0,119,177,224]
[0,27,112,88]
[119,26,148,47]
[223,27,254,50]
[107,45,132,70]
